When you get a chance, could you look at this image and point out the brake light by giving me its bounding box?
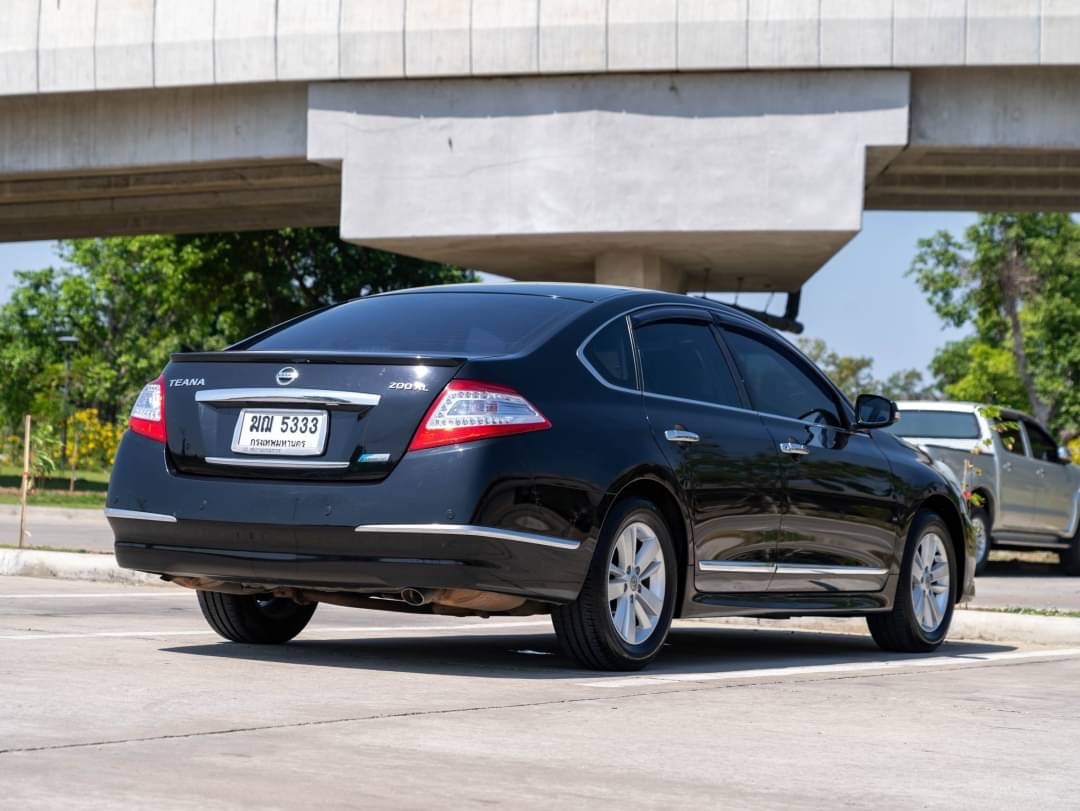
[129,376,166,443]
[408,380,551,451]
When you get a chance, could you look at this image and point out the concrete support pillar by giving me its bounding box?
[594,251,686,293]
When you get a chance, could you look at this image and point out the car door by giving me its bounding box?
[632,308,782,593]
[1022,419,1074,535]
[993,418,1040,531]
[719,324,896,594]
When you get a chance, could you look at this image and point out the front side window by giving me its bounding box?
[995,420,1026,456]
[1024,420,1060,463]
[723,327,842,425]
[634,321,741,408]
[582,318,636,389]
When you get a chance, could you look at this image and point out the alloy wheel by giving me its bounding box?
[972,515,988,565]
[910,532,951,633]
[607,521,667,645]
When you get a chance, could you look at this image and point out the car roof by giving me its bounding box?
[897,400,1041,425]
[378,281,760,321]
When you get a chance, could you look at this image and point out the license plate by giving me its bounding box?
[231,409,329,456]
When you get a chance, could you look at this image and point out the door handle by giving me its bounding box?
[1036,468,1046,478]
[1002,462,1013,472]
[779,442,809,456]
[664,429,700,444]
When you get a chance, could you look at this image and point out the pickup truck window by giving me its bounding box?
[995,421,1026,455]
[887,411,980,439]
[1024,420,1061,463]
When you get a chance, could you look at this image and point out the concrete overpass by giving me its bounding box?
[2,1,1080,296]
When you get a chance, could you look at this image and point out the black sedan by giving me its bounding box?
[108,283,974,670]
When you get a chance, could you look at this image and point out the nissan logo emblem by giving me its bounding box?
[275,366,300,386]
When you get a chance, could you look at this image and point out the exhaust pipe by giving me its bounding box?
[400,588,435,606]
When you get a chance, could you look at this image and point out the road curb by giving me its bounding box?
[0,548,161,586]
[688,611,1080,647]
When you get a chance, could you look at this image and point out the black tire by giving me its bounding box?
[553,497,678,671]
[971,506,992,576]
[868,511,957,653]
[197,591,317,644]
[1060,531,1080,577]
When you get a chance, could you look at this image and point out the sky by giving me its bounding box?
[0,211,977,379]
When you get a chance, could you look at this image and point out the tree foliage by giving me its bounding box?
[0,229,473,433]
[910,213,1080,439]
[797,337,933,403]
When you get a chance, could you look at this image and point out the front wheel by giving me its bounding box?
[1060,530,1080,577]
[868,512,957,653]
[197,591,317,644]
[971,506,991,576]
[553,497,678,671]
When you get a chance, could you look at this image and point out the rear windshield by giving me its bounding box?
[886,410,981,440]
[246,292,587,355]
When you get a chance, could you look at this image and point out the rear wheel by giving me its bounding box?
[868,512,956,653]
[553,497,678,671]
[971,506,991,576]
[197,591,316,644]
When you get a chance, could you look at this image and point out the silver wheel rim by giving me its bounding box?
[911,532,951,633]
[972,516,988,563]
[607,521,666,645]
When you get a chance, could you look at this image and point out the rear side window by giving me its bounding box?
[583,318,636,389]
[635,321,741,407]
[886,411,980,439]
[1024,420,1060,462]
[248,292,587,356]
[996,421,1026,455]
[723,328,841,424]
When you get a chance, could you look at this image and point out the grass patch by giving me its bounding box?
[0,489,106,509]
[0,465,110,492]
[968,606,1080,619]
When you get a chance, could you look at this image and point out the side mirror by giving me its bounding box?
[855,394,898,429]
[1059,446,1074,464]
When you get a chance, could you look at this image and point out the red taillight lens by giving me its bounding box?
[129,376,166,443]
[408,380,551,451]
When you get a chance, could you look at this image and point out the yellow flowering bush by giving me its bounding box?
[65,408,124,470]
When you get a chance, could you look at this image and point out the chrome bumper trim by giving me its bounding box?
[204,457,350,469]
[104,508,178,524]
[195,388,381,408]
[354,523,581,551]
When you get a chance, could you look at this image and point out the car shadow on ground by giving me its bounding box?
[164,625,1018,680]
[982,557,1063,577]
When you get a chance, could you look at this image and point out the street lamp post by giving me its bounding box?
[58,335,79,466]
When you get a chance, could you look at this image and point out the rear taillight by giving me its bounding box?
[408,380,551,451]
[129,376,166,443]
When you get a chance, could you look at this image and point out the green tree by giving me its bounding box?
[910,213,1080,438]
[797,337,932,402]
[0,229,473,430]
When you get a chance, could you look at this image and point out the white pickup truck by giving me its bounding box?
[886,401,1080,575]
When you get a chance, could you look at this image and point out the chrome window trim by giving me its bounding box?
[204,456,350,469]
[104,508,178,524]
[354,523,581,551]
[575,302,869,434]
[575,313,641,395]
[195,388,381,408]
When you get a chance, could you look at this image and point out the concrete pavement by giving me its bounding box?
[0,504,113,553]
[2,574,1079,809]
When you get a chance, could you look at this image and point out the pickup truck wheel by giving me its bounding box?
[197,591,317,644]
[1060,531,1080,577]
[552,497,677,671]
[971,507,991,576]
[868,512,956,653]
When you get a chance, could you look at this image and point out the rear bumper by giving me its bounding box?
[106,431,599,603]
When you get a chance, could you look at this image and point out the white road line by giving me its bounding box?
[0,620,551,641]
[577,647,1080,688]
[1,592,186,599]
